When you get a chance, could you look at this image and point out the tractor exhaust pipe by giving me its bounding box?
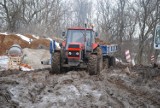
[84,23,87,55]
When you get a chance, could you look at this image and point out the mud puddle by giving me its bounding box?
[0,65,160,108]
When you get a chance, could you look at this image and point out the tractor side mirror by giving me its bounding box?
[95,32,98,37]
[62,32,65,36]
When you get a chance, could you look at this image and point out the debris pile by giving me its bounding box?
[21,48,50,70]
[0,34,29,55]
[0,48,50,71]
[24,34,39,40]
[0,33,62,55]
[20,63,33,71]
[0,32,53,71]
[95,38,110,45]
[29,38,50,49]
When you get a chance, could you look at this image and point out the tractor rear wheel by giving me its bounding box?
[88,54,98,75]
[104,58,109,69]
[97,55,103,73]
[50,52,61,74]
[97,49,103,73]
[110,56,116,67]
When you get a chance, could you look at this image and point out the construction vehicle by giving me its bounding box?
[153,25,160,66]
[50,25,118,75]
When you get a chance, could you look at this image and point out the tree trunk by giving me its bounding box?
[137,41,143,64]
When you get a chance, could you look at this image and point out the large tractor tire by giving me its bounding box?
[97,48,103,73]
[109,56,116,67]
[50,52,61,74]
[103,58,109,69]
[88,54,98,75]
[97,55,103,73]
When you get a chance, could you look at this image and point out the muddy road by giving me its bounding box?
[0,65,160,108]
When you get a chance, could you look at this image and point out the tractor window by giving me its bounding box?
[66,30,92,46]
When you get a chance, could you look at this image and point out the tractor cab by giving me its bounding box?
[65,27,95,51]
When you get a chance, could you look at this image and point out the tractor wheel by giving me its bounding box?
[97,55,103,73]
[88,54,98,75]
[60,49,65,72]
[97,49,103,73]
[104,58,109,69]
[50,52,61,74]
[110,56,116,67]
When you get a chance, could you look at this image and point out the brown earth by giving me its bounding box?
[0,33,109,56]
[0,34,63,55]
[24,34,37,40]
[0,34,29,55]
[1,33,160,107]
[0,64,160,108]
[0,47,160,107]
[29,38,50,49]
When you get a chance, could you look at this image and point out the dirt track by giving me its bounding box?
[0,65,160,108]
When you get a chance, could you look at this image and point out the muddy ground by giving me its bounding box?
[0,64,160,108]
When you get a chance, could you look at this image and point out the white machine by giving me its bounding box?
[153,25,160,66]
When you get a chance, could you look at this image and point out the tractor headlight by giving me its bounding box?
[76,52,79,55]
[68,52,72,55]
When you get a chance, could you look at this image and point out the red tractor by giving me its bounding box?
[50,26,103,75]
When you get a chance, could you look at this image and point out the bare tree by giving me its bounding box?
[96,0,137,59]
[73,0,93,26]
[135,0,159,64]
[0,0,66,36]
[0,0,23,32]
[96,0,114,41]
[1,0,160,65]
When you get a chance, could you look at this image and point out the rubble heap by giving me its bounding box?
[95,38,110,45]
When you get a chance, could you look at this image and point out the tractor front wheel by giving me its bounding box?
[50,52,61,74]
[88,54,98,75]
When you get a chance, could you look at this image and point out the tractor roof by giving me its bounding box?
[67,27,93,30]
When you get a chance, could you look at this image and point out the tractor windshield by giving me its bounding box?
[66,29,93,50]
[67,29,92,44]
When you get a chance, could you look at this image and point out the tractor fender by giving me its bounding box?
[50,40,56,54]
[92,43,99,50]
[50,40,61,54]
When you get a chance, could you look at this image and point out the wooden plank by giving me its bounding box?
[8,56,21,70]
